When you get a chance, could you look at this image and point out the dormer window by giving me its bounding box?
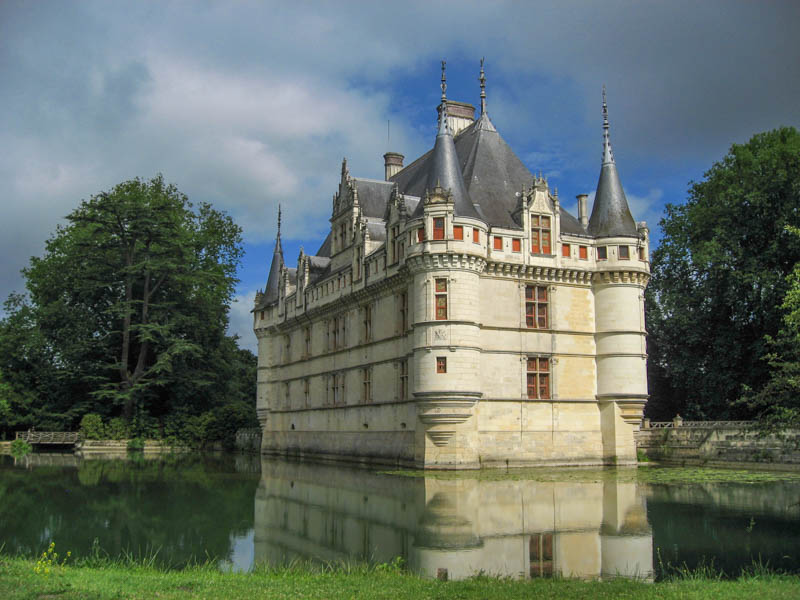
[531,215,551,254]
[433,217,445,240]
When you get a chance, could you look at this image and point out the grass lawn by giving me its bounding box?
[1,557,799,599]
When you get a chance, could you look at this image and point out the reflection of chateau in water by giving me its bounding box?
[254,459,653,580]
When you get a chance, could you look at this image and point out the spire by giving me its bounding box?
[588,88,638,238]
[479,57,487,116]
[423,60,481,220]
[263,205,284,304]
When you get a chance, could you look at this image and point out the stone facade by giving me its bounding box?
[254,70,649,469]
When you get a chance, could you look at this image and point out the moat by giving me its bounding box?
[1,453,799,580]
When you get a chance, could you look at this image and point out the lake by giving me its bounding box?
[1,453,799,580]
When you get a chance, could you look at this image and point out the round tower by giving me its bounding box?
[588,89,650,464]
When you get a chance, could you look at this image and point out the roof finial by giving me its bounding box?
[479,57,487,116]
[441,59,447,102]
[602,85,614,164]
[277,204,282,240]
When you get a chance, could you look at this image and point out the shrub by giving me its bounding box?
[10,438,32,457]
[79,413,105,439]
[127,437,145,453]
[106,417,129,440]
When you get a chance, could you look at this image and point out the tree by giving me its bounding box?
[646,127,800,420]
[0,175,248,434]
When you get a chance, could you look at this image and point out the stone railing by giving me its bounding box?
[641,416,754,430]
[16,431,80,445]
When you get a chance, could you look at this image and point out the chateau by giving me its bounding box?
[253,63,650,469]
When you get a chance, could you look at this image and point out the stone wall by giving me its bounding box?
[235,428,262,453]
[636,421,800,467]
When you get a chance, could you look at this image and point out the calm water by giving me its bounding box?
[1,453,799,579]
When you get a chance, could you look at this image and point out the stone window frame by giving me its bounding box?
[362,367,372,404]
[638,246,646,261]
[618,245,630,260]
[433,217,445,240]
[579,245,588,260]
[434,278,448,320]
[398,359,408,400]
[493,235,503,250]
[362,303,373,342]
[283,334,291,363]
[530,214,552,255]
[512,238,521,252]
[303,326,311,358]
[472,227,480,243]
[436,356,447,374]
[561,243,571,258]
[597,246,608,260]
[398,290,408,333]
[453,225,464,240]
[525,285,549,329]
[526,356,551,400]
[303,378,310,407]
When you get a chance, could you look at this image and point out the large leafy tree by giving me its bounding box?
[0,175,249,433]
[646,127,800,420]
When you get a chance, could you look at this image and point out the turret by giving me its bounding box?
[262,206,284,305]
[587,88,638,238]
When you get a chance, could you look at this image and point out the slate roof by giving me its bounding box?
[261,235,284,306]
[393,112,585,234]
[352,178,395,219]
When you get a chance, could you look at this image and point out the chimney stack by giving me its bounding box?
[383,152,404,180]
[577,194,589,229]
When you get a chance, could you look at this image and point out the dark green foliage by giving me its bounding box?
[0,175,256,444]
[79,414,106,440]
[646,127,800,420]
[9,438,32,457]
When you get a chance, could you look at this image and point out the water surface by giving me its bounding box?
[1,453,798,579]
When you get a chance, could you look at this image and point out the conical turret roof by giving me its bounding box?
[588,88,638,238]
[262,208,284,305]
[411,61,481,221]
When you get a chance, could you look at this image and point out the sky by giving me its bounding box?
[2,0,799,352]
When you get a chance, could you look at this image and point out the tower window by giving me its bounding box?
[493,236,503,250]
[618,245,630,259]
[436,357,447,373]
[512,238,521,252]
[638,246,646,260]
[435,278,448,320]
[531,215,551,254]
[597,246,608,260]
[562,243,571,257]
[362,367,372,404]
[399,359,408,400]
[525,285,548,329]
[304,326,311,357]
[398,291,408,332]
[417,227,425,243]
[472,228,480,243]
[453,225,464,240]
[526,357,550,400]
[363,304,373,342]
[433,217,445,240]
[579,245,588,260]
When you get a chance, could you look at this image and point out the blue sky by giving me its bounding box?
[2,1,799,352]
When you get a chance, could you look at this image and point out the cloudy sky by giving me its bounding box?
[2,0,799,351]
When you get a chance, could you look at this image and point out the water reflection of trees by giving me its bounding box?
[0,455,259,566]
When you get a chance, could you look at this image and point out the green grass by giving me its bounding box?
[1,557,799,599]
[378,465,800,485]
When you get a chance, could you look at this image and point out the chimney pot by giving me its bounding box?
[577,194,589,229]
[384,152,404,180]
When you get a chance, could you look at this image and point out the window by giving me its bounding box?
[340,373,346,405]
[284,382,290,408]
[618,245,630,260]
[399,359,408,400]
[562,243,571,257]
[340,314,347,348]
[355,246,362,279]
[531,215,551,254]
[436,356,447,373]
[260,310,265,320]
[362,368,372,403]
[391,225,400,263]
[363,304,373,342]
[417,227,425,243]
[433,217,445,240]
[579,245,588,260]
[325,319,331,351]
[472,228,480,243]
[399,291,408,332]
[526,357,550,399]
[525,285,548,329]
[284,334,291,362]
[453,225,464,240]
[332,373,340,405]
[597,246,607,260]
[339,222,347,250]
[304,326,311,357]
[332,317,339,349]
[493,236,503,250]
[435,278,448,320]
[303,378,310,407]
[512,238,521,252]
[638,246,646,260]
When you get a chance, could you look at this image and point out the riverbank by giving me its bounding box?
[1,558,798,599]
